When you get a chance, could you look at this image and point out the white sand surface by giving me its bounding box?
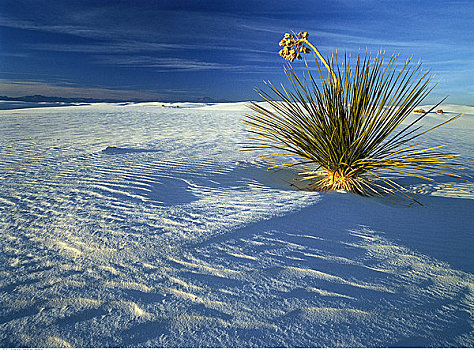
[0,103,473,347]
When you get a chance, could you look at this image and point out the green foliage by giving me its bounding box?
[243,50,467,202]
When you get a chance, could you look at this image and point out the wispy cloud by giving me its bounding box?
[26,41,275,55]
[423,58,474,67]
[240,21,432,49]
[0,16,102,39]
[0,79,166,100]
[26,42,177,54]
[0,15,149,41]
[2,52,30,58]
[94,55,265,73]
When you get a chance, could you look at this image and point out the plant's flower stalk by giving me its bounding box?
[279,31,338,85]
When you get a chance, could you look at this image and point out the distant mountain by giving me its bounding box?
[194,96,228,103]
[0,95,237,104]
[0,95,130,104]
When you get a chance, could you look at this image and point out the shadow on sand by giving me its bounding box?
[102,146,162,155]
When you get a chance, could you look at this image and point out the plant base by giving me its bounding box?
[306,171,376,196]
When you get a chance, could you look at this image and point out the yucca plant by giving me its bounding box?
[243,31,468,203]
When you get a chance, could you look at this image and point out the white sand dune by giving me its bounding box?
[0,103,473,347]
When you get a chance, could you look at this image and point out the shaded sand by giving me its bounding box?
[0,103,473,347]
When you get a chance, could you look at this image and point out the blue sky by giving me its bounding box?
[1,0,473,103]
